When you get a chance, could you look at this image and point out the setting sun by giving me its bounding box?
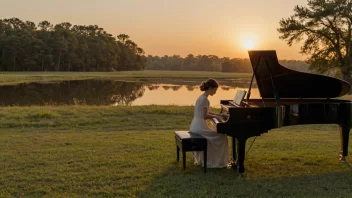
[244,40,255,50]
[237,31,260,53]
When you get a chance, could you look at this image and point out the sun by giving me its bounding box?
[244,40,255,50]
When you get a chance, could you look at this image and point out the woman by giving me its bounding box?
[190,78,229,168]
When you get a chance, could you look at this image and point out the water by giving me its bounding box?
[0,79,260,107]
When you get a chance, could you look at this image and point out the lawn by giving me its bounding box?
[0,105,352,197]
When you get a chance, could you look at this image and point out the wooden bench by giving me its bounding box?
[174,131,208,173]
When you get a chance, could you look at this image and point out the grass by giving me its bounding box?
[0,71,252,85]
[0,105,352,197]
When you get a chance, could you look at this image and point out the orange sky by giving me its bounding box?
[1,0,309,60]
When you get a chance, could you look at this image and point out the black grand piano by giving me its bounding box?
[210,50,352,174]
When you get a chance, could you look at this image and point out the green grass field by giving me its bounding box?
[0,71,252,85]
[1,105,352,197]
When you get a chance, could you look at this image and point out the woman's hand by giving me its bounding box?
[215,115,223,121]
[221,114,229,119]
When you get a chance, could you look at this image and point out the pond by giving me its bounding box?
[0,79,260,107]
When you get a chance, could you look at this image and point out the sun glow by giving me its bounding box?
[237,31,260,51]
[244,40,255,50]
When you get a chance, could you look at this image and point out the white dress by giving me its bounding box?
[190,95,229,168]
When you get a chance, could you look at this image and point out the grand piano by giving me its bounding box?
[210,50,352,174]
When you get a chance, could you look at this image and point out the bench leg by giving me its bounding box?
[176,145,180,162]
[203,150,207,173]
[183,151,186,170]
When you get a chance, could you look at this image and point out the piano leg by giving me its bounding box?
[236,137,247,174]
[231,137,237,169]
[339,125,350,161]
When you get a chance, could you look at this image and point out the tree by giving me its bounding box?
[38,20,53,31]
[222,61,234,72]
[117,34,129,44]
[278,0,352,88]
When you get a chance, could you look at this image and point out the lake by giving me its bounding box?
[0,79,260,107]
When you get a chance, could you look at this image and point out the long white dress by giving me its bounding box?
[190,95,229,168]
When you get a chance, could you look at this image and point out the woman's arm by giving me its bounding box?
[209,110,229,119]
[203,107,222,120]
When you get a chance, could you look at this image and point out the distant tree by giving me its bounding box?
[222,61,234,72]
[278,0,352,87]
[117,34,129,44]
[183,54,197,70]
[38,20,53,31]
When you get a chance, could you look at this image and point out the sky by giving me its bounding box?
[0,0,309,60]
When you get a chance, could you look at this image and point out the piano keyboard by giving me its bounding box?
[211,116,226,126]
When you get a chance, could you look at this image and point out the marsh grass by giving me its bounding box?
[0,105,352,197]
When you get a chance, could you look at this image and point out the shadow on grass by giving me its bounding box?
[139,157,352,198]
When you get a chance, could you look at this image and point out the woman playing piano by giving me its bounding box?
[190,78,229,168]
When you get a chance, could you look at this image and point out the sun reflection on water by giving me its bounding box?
[132,84,260,107]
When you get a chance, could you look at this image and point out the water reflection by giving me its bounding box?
[186,85,196,91]
[132,84,260,107]
[0,80,145,106]
[0,80,260,107]
[147,85,160,91]
[220,87,230,91]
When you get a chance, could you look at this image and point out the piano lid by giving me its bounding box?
[248,50,351,99]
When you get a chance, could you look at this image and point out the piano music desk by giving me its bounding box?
[174,131,207,173]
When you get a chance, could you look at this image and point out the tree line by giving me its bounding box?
[0,18,146,71]
[145,54,311,73]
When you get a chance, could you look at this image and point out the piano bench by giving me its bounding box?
[174,131,208,173]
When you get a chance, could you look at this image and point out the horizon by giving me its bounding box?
[1,0,309,60]
[144,53,308,61]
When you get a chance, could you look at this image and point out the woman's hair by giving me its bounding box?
[200,78,219,91]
